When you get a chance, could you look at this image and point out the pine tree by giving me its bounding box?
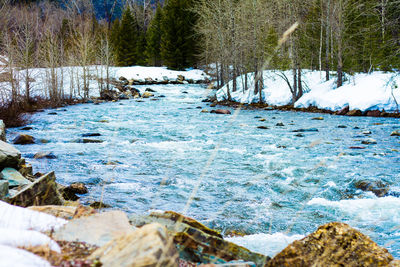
[136,30,147,66]
[161,0,199,70]
[146,3,163,66]
[113,7,138,66]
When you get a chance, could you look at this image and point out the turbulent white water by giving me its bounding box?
[7,84,400,257]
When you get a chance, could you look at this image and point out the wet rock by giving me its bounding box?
[28,205,96,220]
[391,130,400,136]
[0,180,9,198]
[74,139,104,144]
[259,118,266,122]
[361,139,377,145]
[292,128,318,132]
[81,133,101,137]
[347,109,363,116]
[119,76,128,82]
[337,105,349,115]
[337,125,347,128]
[0,141,21,170]
[90,201,112,209]
[6,172,64,207]
[354,180,388,197]
[267,222,394,267]
[13,134,35,145]
[182,91,189,94]
[366,110,381,117]
[67,182,88,194]
[362,130,372,135]
[211,109,231,115]
[201,109,209,113]
[90,223,179,267]
[295,134,305,137]
[55,211,134,247]
[145,88,156,92]
[311,117,324,120]
[159,95,166,98]
[177,75,185,82]
[0,120,5,142]
[210,103,217,107]
[142,91,154,98]
[130,211,269,266]
[275,123,285,127]
[0,167,31,188]
[34,152,57,159]
[349,146,366,149]
[20,126,33,131]
[257,126,269,130]
[48,112,58,115]
[100,90,119,101]
[39,139,50,144]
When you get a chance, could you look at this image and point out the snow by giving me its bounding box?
[216,70,400,112]
[0,201,67,266]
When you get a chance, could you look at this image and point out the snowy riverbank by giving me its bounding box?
[215,70,400,113]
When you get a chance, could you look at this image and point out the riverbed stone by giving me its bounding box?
[292,128,318,132]
[0,180,8,198]
[275,123,285,127]
[28,205,96,220]
[354,180,388,197]
[267,222,394,267]
[347,109,363,116]
[0,120,5,142]
[0,167,31,188]
[6,171,64,207]
[311,117,324,120]
[18,164,33,177]
[391,130,400,136]
[73,139,103,144]
[13,134,35,145]
[337,105,349,115]
[55,210,134,247]
[90,223,179,267]
[0,141,21,170]
[361,139,377,145]
[142,92,154,98]
[211,109,231,115]
[66,182,88,194]
[366,110,381,117]
[129,211,269,266]
[34,152,57,159]
[257,126,269,130]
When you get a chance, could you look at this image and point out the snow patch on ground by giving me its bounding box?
[216,70,400,112]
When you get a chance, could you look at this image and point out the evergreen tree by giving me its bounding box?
[161,0,199,70]
[136,30,147,66]
[113,7,138,66]
[146,3,163,66]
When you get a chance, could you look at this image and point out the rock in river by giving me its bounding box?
[13,134,35,145]
[0,167,31,188]
[391,130,400,136]
[267,222,395,267]
[34,152,57,159]
[0,120,5,142]
[354,180,388,197]
[210,109,231,115]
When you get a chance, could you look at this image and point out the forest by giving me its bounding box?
[0,0,399,116]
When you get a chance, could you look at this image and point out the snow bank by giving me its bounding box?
[0,201,67,266]
[114,66,207,81]
[216,70,400,112]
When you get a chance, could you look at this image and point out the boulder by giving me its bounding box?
[81,133,101,137]
[6,172,64,207]
[0,141,21,170]
[34,152,57,159]
[292,128,318,132]
[142,92,154,98]
[100,90,118,101]
[90,223,179,267]
[28,205,96,220]
[337,106,349,115]
[18,164,33,177]
[55,211,134,247]
[129,211,269,266]
[177,75,185,82]
[66,182,88,194]
[391,130,400,137]
[13,134,35,145]
[0,180,8,198]
[354,180,388,197]
[347,109,363,116]
[267,222,394,267]
[0,168,31,188]
[366,110,381,117]
[0,120,5,142]
[211,109,231,115]
[275,123,285,127]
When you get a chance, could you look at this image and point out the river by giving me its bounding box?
[7,84,400,257]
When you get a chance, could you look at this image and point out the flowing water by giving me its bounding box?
[7,84,400,257]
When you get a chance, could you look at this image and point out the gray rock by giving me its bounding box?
[361,139,377,145]
[292,128,319,132]
[0,180,8,198]
[34,152,57,159]
[0,120,5,142]
[90,223,179,267]
[0,168,31,188]
[6,172,64,207]
[55,211,134,247]
[0,141,21,170]
[391,130,400,137]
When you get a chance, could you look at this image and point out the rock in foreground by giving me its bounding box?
[267,222,395,267]
[90,223,179,267]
